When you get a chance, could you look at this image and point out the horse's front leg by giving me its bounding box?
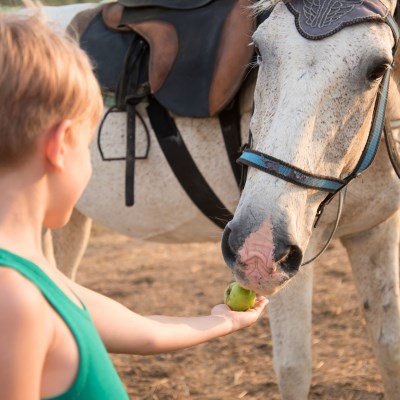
[341,212,400,400]
[47,208,92,280]
[268,263,314,400]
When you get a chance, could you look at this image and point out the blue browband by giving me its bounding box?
[238,14,399,197]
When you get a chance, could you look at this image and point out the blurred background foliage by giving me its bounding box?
[0,0,102,6]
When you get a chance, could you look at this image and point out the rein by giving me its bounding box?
[237,12,400,266]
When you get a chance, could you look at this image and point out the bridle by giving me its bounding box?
[237,9,400,265]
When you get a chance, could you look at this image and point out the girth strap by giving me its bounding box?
[147,97,233,229]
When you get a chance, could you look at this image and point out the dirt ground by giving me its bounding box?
[77,224,385,400]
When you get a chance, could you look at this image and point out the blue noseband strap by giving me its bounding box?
[239,150,346,192]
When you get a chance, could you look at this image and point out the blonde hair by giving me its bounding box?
[0,7,103,168]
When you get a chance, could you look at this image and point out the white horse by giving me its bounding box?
[43,1,400,399]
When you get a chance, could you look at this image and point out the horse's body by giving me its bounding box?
[44,1,400,399]
[43,2,254,270]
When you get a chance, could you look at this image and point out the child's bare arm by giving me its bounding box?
[71,280,267,355]
[143,299,268,353]
[0,270,50,400]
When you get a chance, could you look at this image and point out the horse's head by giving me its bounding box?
[221,0,398,295]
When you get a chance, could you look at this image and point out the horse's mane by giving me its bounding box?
[251,0,283,14]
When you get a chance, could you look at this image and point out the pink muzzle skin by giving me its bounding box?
[238,219,277,279]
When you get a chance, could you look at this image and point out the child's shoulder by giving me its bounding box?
[0,267,49,327]
[0,268,54,378]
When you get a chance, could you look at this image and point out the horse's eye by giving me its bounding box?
[367,64,390,81]
[253,43,262,64]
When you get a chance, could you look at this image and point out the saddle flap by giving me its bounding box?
[125,21,179,94]
[103,2,129,31]
[103,3,178,94]
[209,0,256,115]
[100,0,256,117]
[121,0,255,117]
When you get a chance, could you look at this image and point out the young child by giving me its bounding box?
[0,8,268,400]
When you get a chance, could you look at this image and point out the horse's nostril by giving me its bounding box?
[274,245,303,275]
[221,226,237,267]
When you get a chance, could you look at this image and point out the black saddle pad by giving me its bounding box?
[80,11,137,96]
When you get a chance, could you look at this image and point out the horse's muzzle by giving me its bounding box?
[221,222,303,292]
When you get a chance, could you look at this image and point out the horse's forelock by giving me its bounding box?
[251,0,283,15]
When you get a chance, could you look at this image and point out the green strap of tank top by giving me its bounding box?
[0,248,129,400]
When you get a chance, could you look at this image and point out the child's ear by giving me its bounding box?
[45,120,72,172]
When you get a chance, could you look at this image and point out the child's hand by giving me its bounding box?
[211,296,268,332]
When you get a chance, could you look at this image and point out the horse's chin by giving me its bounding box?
[233,263,292,295]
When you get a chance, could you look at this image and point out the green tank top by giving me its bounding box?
[0,248,129,400]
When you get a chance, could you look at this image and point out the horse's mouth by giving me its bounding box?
[233,261,291,295]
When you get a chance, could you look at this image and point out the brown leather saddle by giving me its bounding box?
[68,0,257,219]
[103,0,255,117]
[101,0,255,117]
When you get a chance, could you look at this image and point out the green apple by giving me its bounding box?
[224,282,257,311]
